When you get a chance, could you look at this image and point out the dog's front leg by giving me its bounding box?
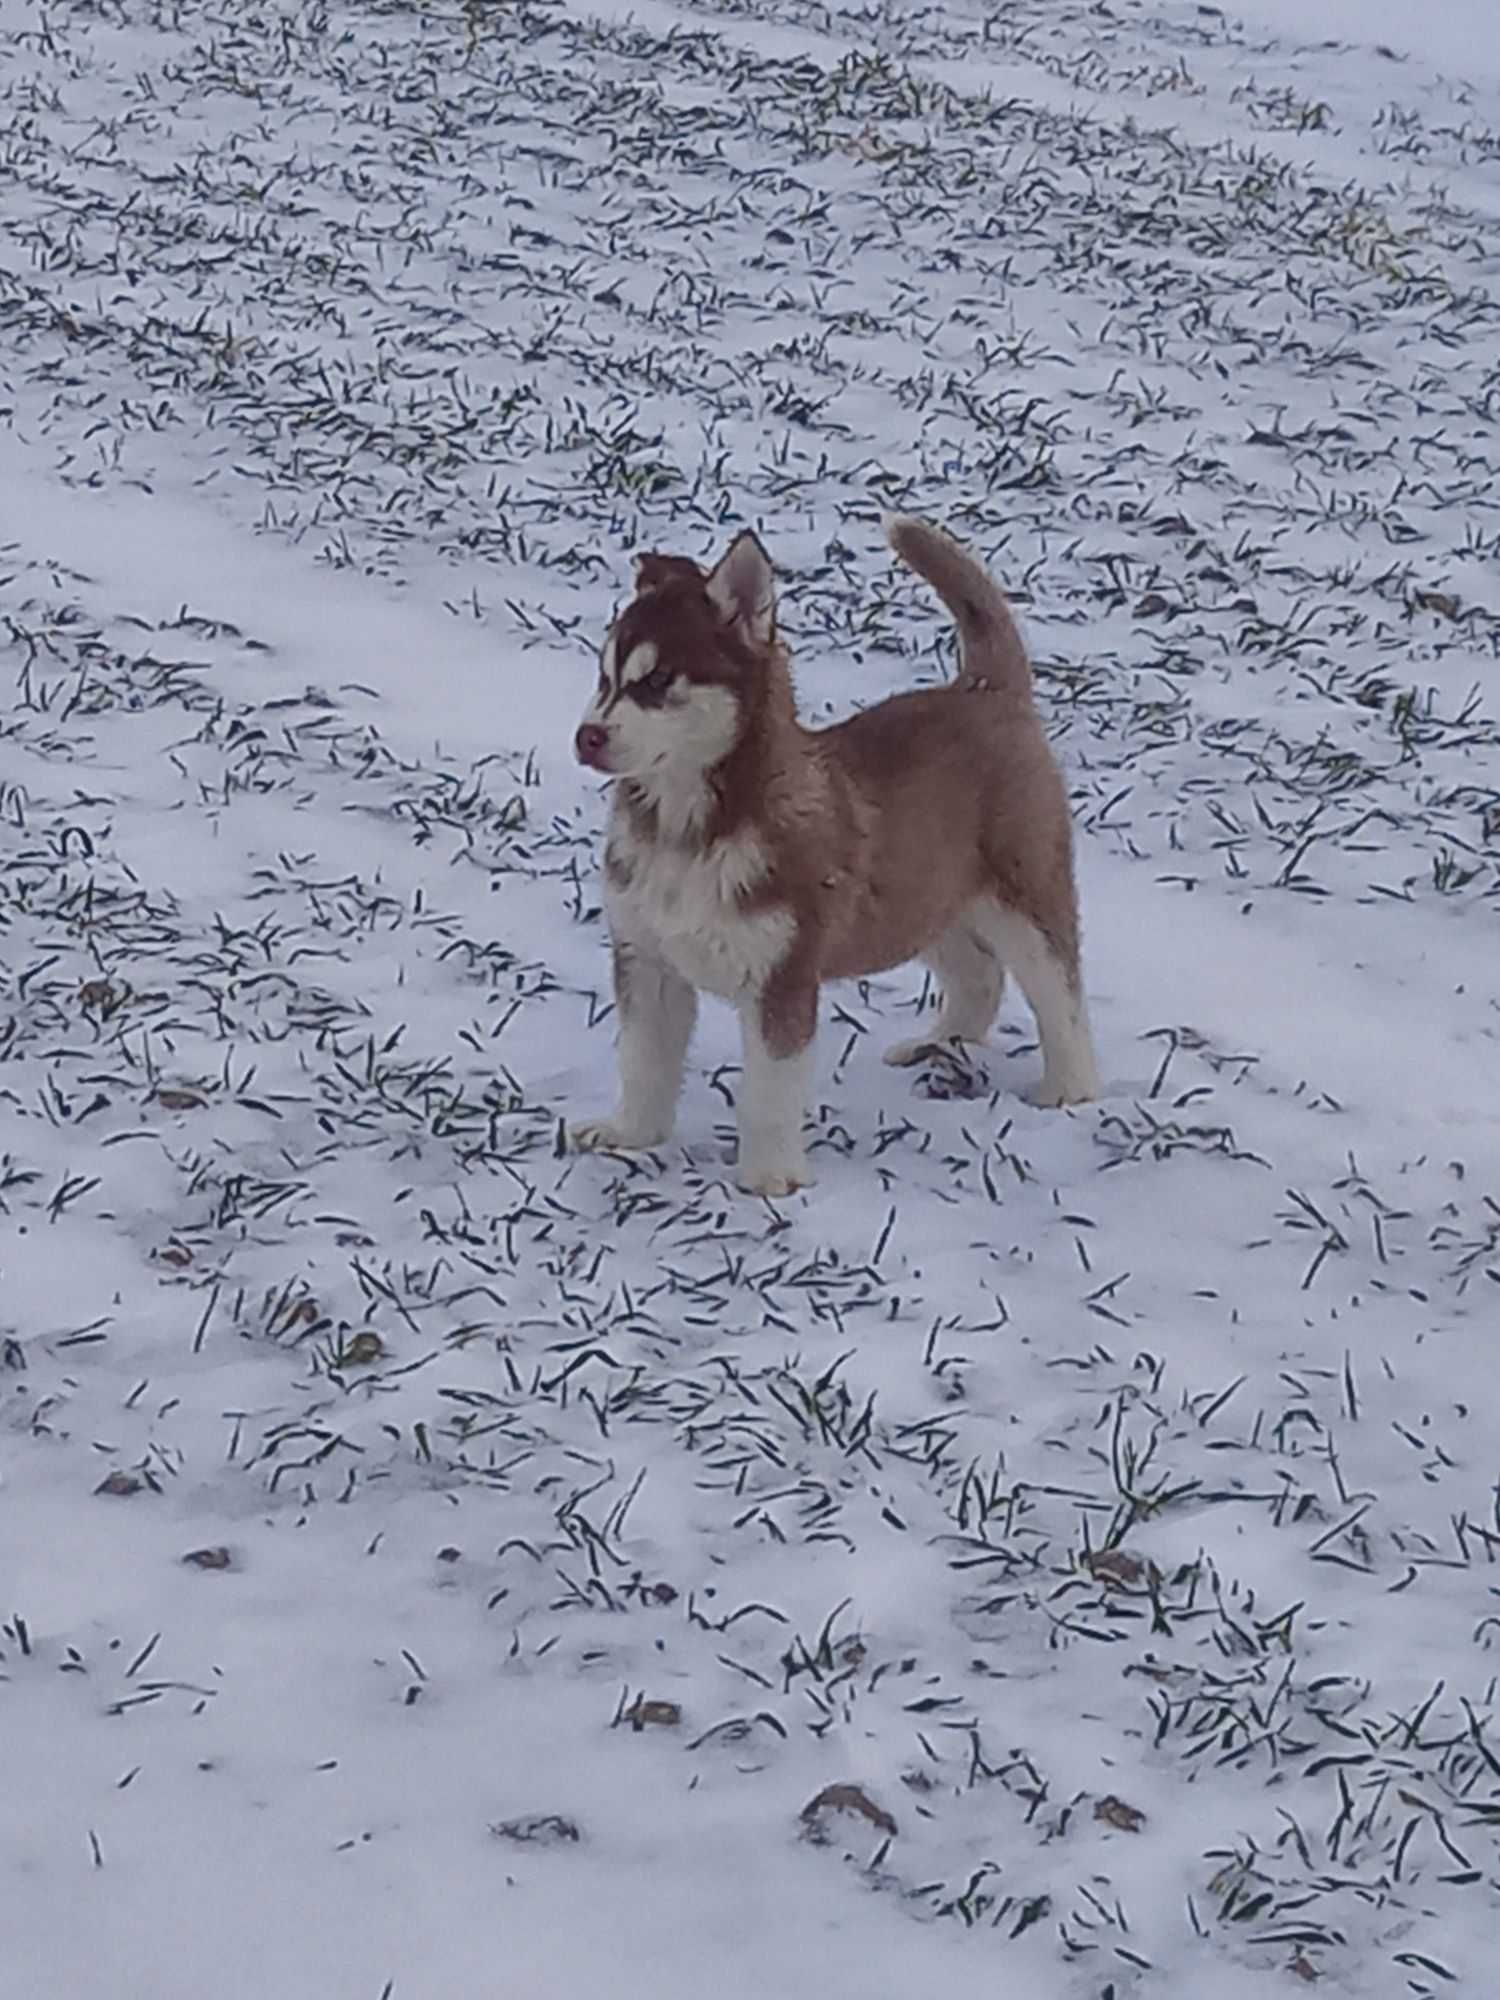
[735,976,816,1198]
[571,941,697,1155]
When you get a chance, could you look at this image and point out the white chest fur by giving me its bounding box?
[606,813,793,1001]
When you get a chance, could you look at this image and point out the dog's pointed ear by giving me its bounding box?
[706,532,775,648]
[634,552,701,596]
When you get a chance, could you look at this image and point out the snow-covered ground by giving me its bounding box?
[2,0,1498,1994]
[1230,0,1500,86]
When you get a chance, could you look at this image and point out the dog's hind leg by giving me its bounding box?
[972,902,1098,1107]
[884,922,1005,1068]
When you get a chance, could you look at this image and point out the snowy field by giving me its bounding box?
[2,0,1498,1994]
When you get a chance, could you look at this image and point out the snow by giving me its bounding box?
[1226,0,1500,83]
[1,0,1498,1996]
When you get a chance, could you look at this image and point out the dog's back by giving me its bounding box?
[807,518,1077,981]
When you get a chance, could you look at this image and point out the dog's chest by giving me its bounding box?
[606,817,792,1000]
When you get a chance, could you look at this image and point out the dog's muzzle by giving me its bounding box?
[575,723,610,770]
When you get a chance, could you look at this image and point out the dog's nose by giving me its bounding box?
[575,723,610,768]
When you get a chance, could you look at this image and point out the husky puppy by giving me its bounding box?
[570,516,1098,1195]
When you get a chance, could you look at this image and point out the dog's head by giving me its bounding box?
[574,532,777,787]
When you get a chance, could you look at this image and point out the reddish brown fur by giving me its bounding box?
[610,536,1082,1061]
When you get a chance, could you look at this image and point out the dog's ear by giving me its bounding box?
[705,532,775,648]
[634,552,701,596]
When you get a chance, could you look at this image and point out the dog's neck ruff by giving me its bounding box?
[619,773,716,851]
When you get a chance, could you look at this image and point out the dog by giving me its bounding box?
[569,515,1099,1195]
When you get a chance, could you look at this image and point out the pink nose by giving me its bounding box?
[575,723,609,768]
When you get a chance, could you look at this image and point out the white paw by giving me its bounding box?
[1029,1073,1098,1109]
[884,1033,984,1069]
[736,1156,814,1198]
[569,1116,669,1155]
[883,1035,935,1069]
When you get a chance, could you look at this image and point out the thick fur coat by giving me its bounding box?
[570,516,1098,1195]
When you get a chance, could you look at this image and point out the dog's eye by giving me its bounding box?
[637,664,674,701]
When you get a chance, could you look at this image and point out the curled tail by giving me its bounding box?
[884,514,1033,700]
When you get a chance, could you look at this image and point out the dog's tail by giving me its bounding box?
[884,514,1032,699]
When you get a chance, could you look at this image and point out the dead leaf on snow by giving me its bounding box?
[1086,1546,1149,1588]
[1413,589,1461,621]
[800,1783,898,1841]
[337,1330,386,1368]
[622,1695,681,1732]
[95,1470,143,1497]
[1093,1794,1147,1833]
[78,978,127,1013]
